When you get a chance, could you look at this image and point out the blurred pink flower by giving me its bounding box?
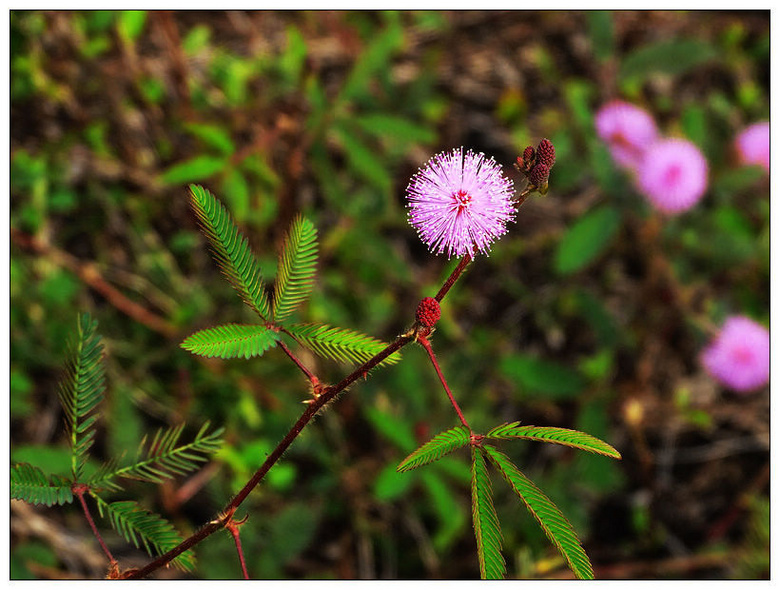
[407,147,515,258]
[595,101,659,170]
[636,138,708,214]
[735,121,769,173]
[701,316,769,393]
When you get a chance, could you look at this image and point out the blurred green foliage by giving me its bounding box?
[10,10,768,580]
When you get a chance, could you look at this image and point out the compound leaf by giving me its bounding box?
[58,313,105,480]
[487,422,621,459]
[181,324,279,359]
[273,215,318,322]
[483,445,594,580]
[93,496,195,571]
[189,185,270,320]
[90,422,223,488]
[285,323,400,366]
[471,447,506,579]
[397,426,470,472]
[11,463,73,506]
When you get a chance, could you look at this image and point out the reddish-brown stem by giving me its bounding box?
[73,485,116,565]
[226,521,249,579]
[435,254,472,302]
[277,337,318,385]
[127,333,413,579]
[127,248,472,579]
[417,336,471,432]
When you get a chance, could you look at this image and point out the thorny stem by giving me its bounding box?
[417,336,471,432]
[127,249,473,578]
[226,518,249,580]
[126,333,413,578]
[277,337,319,386]
[73,485,116,566]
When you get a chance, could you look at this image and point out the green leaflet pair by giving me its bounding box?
[181,185,399,367]
[397,423,621,579]
[11,313,223,571]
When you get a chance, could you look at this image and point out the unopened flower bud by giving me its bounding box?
[416,297,441,328]
[536,138,556,169]
[522,146,536,171]
[528,163,550,187]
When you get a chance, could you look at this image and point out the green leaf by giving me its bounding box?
[58,313,105,480]
[353,113,436,145]
[189,185,270,319]
[574,400,626,493]
[181,324,279,359]
[332,124,392,193]
[555,206,620,274]
[619,39,719,84]
[279,26,307,84]
[471,447,506,579]
[273,215,318,322]
[587,11,614,62]
[184,122,235,156]
[365,404,417,452]
[161,156,227,185]
[374,461,415,501]
[285,322,399,366]
[117,10,146,42]
[397,425,471,472]
[421,470,467,551]
[337,17,403,103]
[486,422,621,459]
[11,463,73,506]
[90,422,223,488]
[93,497,195,571]
[221,168,250,222]
[499,353,585,399]
[482,445,594,580]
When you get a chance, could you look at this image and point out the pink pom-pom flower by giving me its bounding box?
[701,315,770,393]
[595,101,659,170]
[407,147,516,258]
[635,138,708,215]
[735,121,769,174]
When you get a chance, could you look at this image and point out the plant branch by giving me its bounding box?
[226,518,249,579]
[126,333,412,578]
[435,254,471,302]
[277,333,319,385]
[417,336,471,431]
[127,252,472,578]
[73,485,116,566]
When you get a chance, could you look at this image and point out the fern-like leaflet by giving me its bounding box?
[93,496,196,571]
[89,422,224,488]
[11,463,73,507]
[11,313,224,573]
[58,313,105,480]
[471,446,506,579]
[181,324,280,359]
[273,215,318,322]
[397,426,470,472]
[487,422,622,459]
[284,323,400,366]
[189,185,270,320]
[482,444,594,580]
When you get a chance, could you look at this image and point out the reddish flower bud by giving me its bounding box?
[522,146,536,171]
[536,138,556,169]
[416,297,441,328]
[528,163,550,188]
